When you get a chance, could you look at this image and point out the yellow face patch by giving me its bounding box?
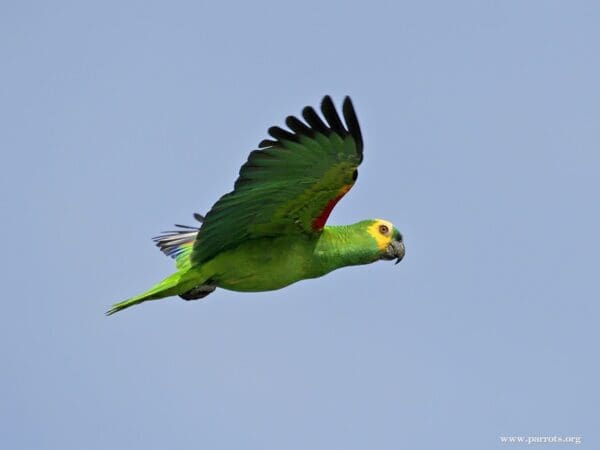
[367,219,394,251]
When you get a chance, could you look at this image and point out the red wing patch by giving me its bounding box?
[311,184,353,231]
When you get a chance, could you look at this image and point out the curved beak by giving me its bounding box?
[391,240,405,265]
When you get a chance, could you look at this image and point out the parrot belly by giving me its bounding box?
[200,236,323,292]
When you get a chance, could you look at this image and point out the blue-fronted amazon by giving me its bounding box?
[107,96,405,315]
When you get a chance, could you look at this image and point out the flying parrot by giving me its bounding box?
[107,96,405,315]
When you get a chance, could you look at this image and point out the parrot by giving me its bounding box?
[107,95,405,315]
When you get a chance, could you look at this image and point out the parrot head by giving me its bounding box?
[366,219,405,264]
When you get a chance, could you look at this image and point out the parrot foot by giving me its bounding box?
[179,283,216,301]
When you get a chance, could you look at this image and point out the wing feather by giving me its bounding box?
[191,96,364,264]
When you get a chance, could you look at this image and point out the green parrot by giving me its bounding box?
[107,96,405,315]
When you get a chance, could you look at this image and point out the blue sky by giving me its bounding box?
[1,1,598,449]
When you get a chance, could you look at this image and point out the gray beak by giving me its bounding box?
[389,240,405,265]
[391,241,406,264]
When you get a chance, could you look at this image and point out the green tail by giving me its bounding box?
[106,269,200,315]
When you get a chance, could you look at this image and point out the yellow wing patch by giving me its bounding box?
[367,219,394,251]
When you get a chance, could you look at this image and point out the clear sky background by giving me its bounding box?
[1,1,598,449]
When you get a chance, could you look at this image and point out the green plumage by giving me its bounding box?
[107,96,404,315]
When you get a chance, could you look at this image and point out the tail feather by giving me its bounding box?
[108,213,208,315]
[106,270,200,315]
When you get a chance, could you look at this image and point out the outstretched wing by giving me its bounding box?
[192,95,363,264]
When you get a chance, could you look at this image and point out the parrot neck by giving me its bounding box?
[313,222,381,274]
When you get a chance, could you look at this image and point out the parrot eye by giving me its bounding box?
[378,224,390,235]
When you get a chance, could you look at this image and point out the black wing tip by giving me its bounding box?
[255,95,363,156]
[285,115,313,136]
[301,104,329,134]
[268,125,298,143]
[320,95,346,137]
[320,95,334,111]
[341,95,363,157]
[258,139,278,148]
